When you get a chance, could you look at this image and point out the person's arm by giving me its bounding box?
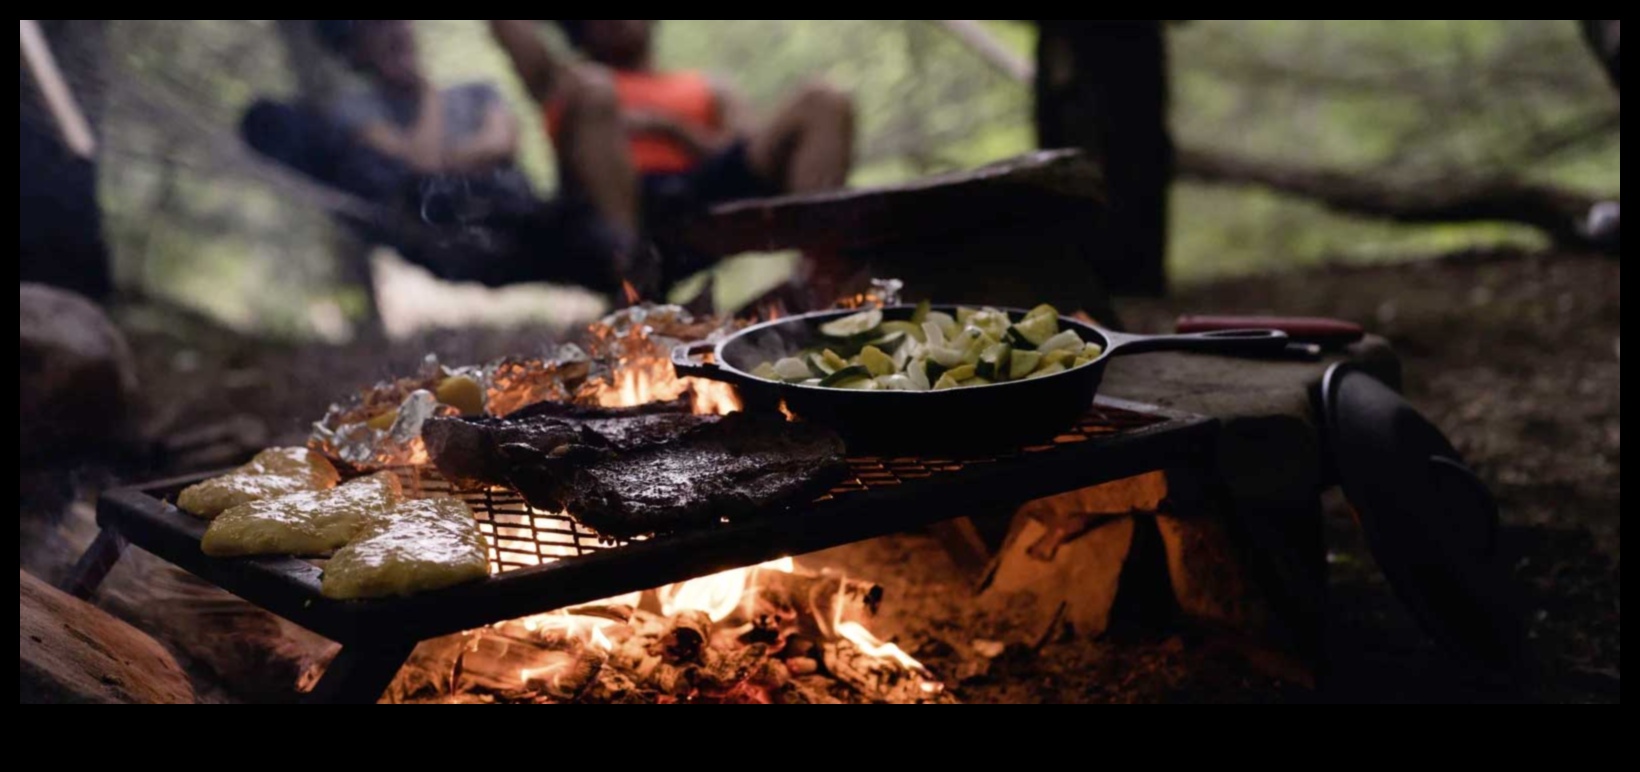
[443,99,521,173]
[490,20,569,101]
[354,81,447,173]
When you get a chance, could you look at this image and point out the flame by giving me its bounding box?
[756,299,787,321]
[835,621,931,677]
[658,557,796,622]
[621,280,642,306]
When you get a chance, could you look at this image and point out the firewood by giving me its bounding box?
[656,610,714,664]
[822,639,941,705]
[739,568,883,641]
[696,642,770,691]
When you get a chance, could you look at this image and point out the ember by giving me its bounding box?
[378,303,945,703]
[388,560,948,704]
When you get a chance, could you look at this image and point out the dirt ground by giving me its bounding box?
[26,248,1619,703]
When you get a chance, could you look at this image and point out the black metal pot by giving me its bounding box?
[672,305,1288,453]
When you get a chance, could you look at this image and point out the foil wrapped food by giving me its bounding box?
[309,304,741,470]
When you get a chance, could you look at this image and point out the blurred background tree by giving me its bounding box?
[62,20,1617,340]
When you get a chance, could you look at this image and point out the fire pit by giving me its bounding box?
[70,398,1210,703]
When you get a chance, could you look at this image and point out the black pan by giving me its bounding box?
[672,305,1288,453]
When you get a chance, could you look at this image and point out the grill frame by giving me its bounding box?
[79,396,1213,702]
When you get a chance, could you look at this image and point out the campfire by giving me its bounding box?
[380,305,949,704]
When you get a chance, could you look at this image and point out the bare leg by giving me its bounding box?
[746,79,855,193]
[552,66,640,236]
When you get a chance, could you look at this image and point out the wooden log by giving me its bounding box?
[1176,147,1604,249]
[737,568,882,643]
[20,570,194,704]
[683,150,1102,255]
[656,610,714,664]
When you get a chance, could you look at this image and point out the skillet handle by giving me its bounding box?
[671,342,727,381]
[1102,329,1291,358]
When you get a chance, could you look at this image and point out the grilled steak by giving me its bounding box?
[499,411,848,538]
[423,399,698,490]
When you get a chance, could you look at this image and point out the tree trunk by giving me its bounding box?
[1176,147,1603,249]
[1035,21,1173,297]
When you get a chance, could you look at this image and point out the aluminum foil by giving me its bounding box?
[310,348,594,470]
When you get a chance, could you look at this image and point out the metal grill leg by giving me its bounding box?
[302,641,417,705]
[62,528,128,600]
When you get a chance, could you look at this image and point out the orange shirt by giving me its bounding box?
[547,69,719,175]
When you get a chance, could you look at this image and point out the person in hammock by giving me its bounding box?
[489,20,856,288]
[240,20,632,294]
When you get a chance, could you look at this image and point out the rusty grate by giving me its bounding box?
[387,402,1167,575]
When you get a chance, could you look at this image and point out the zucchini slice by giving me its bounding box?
[820,309,883,339]
[819,365,873,387]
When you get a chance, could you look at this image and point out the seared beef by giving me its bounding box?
[423,399,698,489]
[499,412,848,538]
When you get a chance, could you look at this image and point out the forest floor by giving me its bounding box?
[33,248,1618,704]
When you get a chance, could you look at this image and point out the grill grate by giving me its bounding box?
[387,402,1167,574]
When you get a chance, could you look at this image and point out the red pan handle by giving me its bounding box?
[1177,315,1365,347]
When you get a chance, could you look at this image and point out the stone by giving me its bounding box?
[20,569,194,704]
[980,514,1136,641]
[1098,341,1399,661]
[19,283,138,465]
[1155,512,1268,632]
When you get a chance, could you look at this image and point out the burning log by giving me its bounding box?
[658,610,714,663]
[696,642,771,692]
[521,650,605,702]
[738,568,883,642]
[580,667,649,704]
[823,639,945,705]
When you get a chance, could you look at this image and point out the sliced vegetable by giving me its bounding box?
[1025,362,1067,380]
[1006,327,1037,350]
[806,353,836,378]
[966,310,1012,341]
[820,309,883,339]
[922,358,950,384]
[928,343,968,368]
[907,358,932,391]
[1008,350,1044,380]
[858,345,896,377]
[926,311,960,340]
[773,357,812,382]
[1025,304,1060,322]
[922,321,948,348]
[910,299,932,324]
[821,349,850,372]
[1042,350,1076,369]
[366,409,398,431]
[1012,313,1059,348]
[819,365,873,387]
[1037,329,1084,354]
[879,374,915,391]
[869,331,910,355]
[977,343,1012,380]
[754,301,1087,392]
[435,375,486,415]
[879,320,926,343]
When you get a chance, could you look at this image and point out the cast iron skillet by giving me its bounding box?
[672,305,1289,453]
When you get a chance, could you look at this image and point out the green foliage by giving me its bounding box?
[86,20,1619,338]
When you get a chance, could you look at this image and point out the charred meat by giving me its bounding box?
[425,406,848,538]
[500,412,847,538]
